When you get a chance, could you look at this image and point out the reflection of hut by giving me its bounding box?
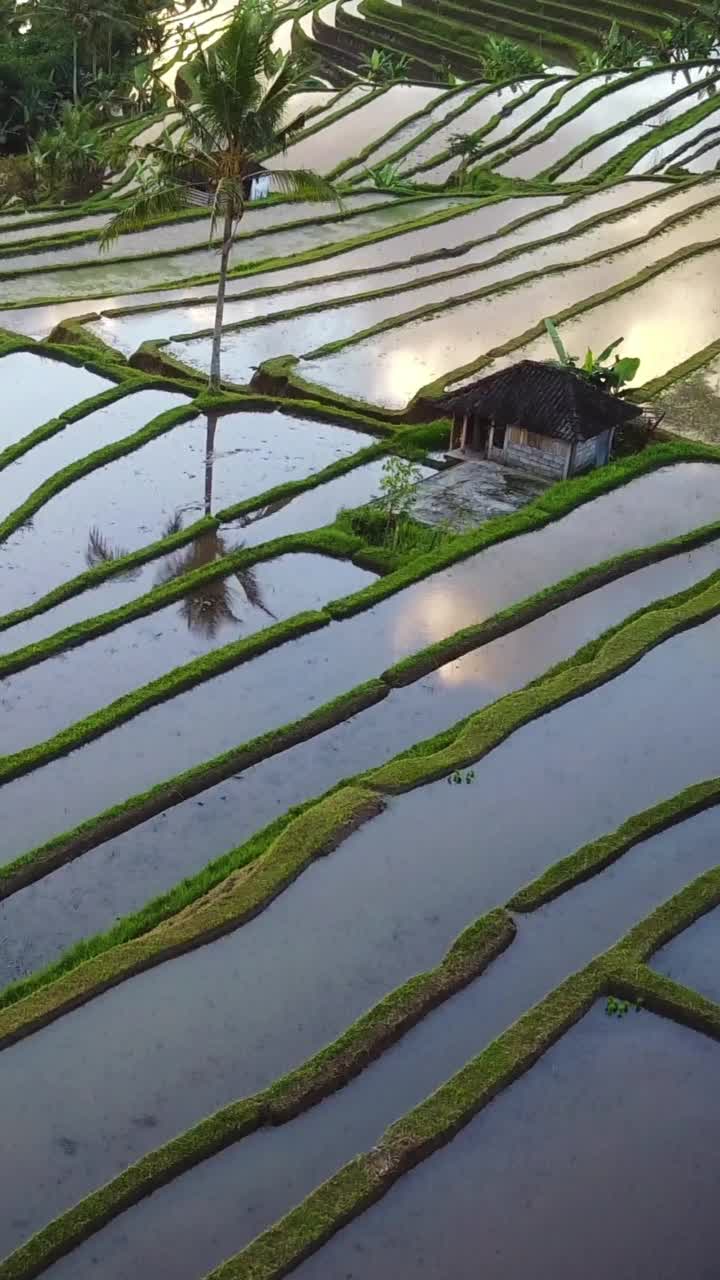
[436,360,641,479]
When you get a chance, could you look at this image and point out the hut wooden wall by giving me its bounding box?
[503,426,571,479]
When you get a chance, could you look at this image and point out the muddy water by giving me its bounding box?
[0,410,373,615]
[0,198,459,305]
[0,196,557,334]
[0,193,392,276]
[294,1005,720,1280]
[2,457,720,850]
[525,69,718,177]
[561,73,720,179]
[686,141,720,170]
[0,213,112,246]
[400,84,554,175]
[299,192,720,407]
[632,114,720,173]
[343,87,480,177]
[0,554,375,757]
[267,86,445,173]
[0,458,396,653]
[487,245,720,392]
[0,352,111,448]
[3,623,720,1260]
[172,183,718,386]
[38,805,720,1280]
[3,537,720,987]
[652,903,720,999]
[656,354,720,444]
[0,389,189,521]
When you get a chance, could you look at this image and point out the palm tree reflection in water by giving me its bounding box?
[85,414,297,637]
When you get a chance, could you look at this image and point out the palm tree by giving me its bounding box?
[99,0,340,391]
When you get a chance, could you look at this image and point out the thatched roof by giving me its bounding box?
[436,360,641,442]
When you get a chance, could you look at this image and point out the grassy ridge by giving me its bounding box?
[3,553,720,1045]
[0,908,514,1280]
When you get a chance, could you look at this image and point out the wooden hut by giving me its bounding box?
[436,360,641,480]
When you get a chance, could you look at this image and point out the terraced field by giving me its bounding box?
[3,18,720,1280]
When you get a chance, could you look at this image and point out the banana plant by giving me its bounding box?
[544,318,640,393]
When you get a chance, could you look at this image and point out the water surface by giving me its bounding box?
[0,410,373,614]
[0,352,111,449]
[3,624,720,1259]
[0,553,375,756]
[300,194,720,408]
[2,538,719,986]
[39,806,720,1280]
[293,1005,720,1280]
[0,389,188,521]
[3,460,720,855]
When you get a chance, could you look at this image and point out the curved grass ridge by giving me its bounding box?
[215,854,720,1280]
[480,66,659,172]
[0,608,332,787]
[0,529,363,682]
[543,70,720,181]
[0,394,418,638]
[2,449,720,903]
[3,554,720,1042]
[0,194,478,289]
[366,567,720,791]
[0,399,198,549]
[0,785,384,1050]
[0,908,515,1280]
[278,202,720,419]
[6,772,720,1278]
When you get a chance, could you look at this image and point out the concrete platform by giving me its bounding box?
[411,459,551,532]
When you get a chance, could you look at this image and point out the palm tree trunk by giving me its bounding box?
[204,414,217,515]
[208,203,236,392]
[72,35,79,104]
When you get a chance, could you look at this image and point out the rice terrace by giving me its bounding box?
[3,0,720,1271]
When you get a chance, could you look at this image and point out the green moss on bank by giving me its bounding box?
[0,908,514,1280]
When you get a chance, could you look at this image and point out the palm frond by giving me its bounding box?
[99,181,190,249]
[236,564,275,617]
[162,509,185,539]
[266,166,342,206]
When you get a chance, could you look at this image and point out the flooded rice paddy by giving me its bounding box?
[652,904,720,1001]
[3,616,720,1258]
[172,182,720,387]
[0,388,189,519]
[0,553,375,757]
[0,352,112,447]
[3,459,720,868]
[6,62,720,1280]
[0,197,459,304]
[488,244,720,391]
[267,86,444,172]
[1,536,719,987]
[38,805,720,1280]
[0,409,374,615]
[294,1003,720,1280]
[299,196,720,408]
[0,457,399,655]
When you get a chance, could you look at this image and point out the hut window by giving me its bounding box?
[493,424,506,450]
